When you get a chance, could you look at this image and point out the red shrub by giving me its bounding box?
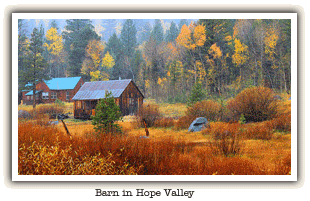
[186,100,221,121]
[243,121,274,140]
[154,117,175,128]
[227,86,279,122]
[135,103,161,127]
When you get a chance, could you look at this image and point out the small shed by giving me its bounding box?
[72,79,144,119]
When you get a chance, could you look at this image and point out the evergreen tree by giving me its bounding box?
[62,19,100,76]
[140,22,152,43]
[178,19,189,31]
[166,21,179,42]
[49,20,59,31]
[120,19,137,58]
[105,33,124,80]
[20,27,48,108]
[18,20,28,84]
[91,91,122,134]
[187,82,206,106]
[18,19,29,103]
[151,19,164,45]
[101,19,118,41]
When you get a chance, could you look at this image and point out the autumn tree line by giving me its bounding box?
[18,19,291,103]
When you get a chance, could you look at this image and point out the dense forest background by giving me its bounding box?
[18,18,291,103]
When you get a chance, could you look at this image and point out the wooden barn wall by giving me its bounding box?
[119,81,144,116]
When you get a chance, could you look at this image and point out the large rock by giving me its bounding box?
[188,117,209,132]
[18,110,31,119]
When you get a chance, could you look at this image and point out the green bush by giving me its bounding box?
[91,91,122,134]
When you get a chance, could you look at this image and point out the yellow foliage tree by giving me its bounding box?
[176,22,206,83]
[81,40,104,79]
[44,27,63,56]
[90,70,109,81]
[44,27,64,77]
[264,27,279,69]
[232,39,248,66]
[102,51,115,69]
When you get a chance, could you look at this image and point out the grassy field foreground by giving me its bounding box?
[18,97,291,175]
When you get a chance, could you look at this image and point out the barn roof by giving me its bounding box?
[72,79,143,100]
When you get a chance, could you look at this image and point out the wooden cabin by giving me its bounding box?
[72,79,144,119]
[21,77,84,105]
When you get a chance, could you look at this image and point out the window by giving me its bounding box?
[66,91,70,100]
[42,92,49,99]
[27,96,30,100]
[76,101,82,109]
[51,92,57,99]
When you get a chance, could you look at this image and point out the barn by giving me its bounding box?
[21,77,84,105]
[72,79,144,119]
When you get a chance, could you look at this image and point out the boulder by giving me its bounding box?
[188,117,209,132]
[49,121,59,125]
[18,110,31,119]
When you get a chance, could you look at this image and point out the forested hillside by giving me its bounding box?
[18,19,291,103]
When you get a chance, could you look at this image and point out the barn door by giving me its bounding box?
[129,93,138,115]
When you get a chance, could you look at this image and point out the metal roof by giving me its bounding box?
[44,77,81,90]
[72,79,133,100]
[25,90,42,96]
[23,77,82,90]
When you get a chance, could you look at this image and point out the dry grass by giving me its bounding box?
[18,118,291,175]
[18,94,291,175]
[144,99,187,118]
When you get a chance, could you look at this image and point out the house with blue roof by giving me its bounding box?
[22,77,84,105]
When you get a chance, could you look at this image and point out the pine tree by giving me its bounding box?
[166,21,179,42]
[187,82,206,106]
[91,91,122,134]
[120,19,137,58]
[101,19,118,41]
[105,33,124,80]
[140,22,152,43]
[62,19,100,76]
[151,19,164,45]
[20,27,48,108]
[178,19,189,31]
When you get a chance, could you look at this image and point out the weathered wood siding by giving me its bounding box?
[119,81,144,116]
[73,81,144,118]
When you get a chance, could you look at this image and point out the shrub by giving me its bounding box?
[55,98,65,106]
[35,104,65,117]
[154,117,175,128]
[204,122,243,156]
[271,114,291,132]
[242,121,274,140]
[91,91,122,134]
[135,103,161,128]
[227,86,279,122]
[186,100,221,122]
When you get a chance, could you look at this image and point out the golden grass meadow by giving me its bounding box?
[18,87,291,175]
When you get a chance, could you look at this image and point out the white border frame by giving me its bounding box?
[12,13,297,182]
